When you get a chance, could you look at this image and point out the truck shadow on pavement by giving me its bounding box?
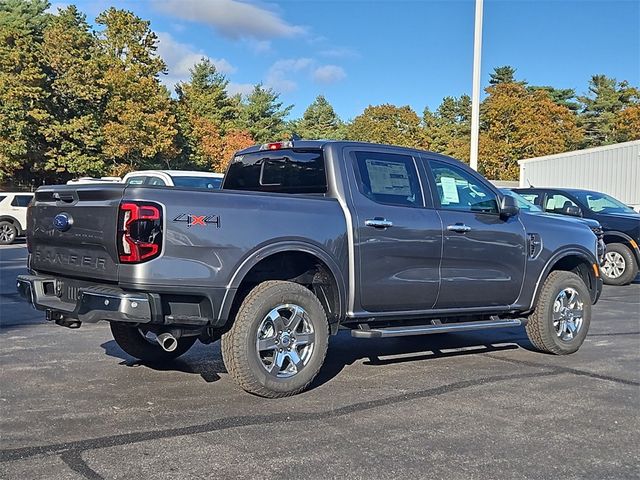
[100,327,532,390]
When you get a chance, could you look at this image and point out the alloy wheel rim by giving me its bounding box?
[602,252,626,279]
[0,224,15,243]
[552,287,584,342]
[256,304,315,378]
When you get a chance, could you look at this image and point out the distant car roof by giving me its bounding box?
[125,170,223,178]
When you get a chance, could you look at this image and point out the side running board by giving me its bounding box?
[351,317,524,339]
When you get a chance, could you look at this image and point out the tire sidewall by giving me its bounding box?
[241,283,329,395]
[0,221,17,245]
[602,243,637,286]
[540,273,591,354]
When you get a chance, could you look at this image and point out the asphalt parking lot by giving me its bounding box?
[1,243,639,480]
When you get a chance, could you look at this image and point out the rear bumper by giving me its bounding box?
[16,274,152,324]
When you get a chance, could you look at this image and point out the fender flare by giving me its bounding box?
[528,246,599,311]
[220,240,347,322]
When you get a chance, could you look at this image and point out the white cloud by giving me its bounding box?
[156,32,236,90]
[45,2,70,14]
[313,65,346,84]
[154,0,306,40]
[265,58,313,93]
[227,82,255,97]
[319,47,360,59]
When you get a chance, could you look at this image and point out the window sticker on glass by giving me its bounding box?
[440,176,460,204]
[365,159,411,196]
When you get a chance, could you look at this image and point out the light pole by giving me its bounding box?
[470,0,484,171]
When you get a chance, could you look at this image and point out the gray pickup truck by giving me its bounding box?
[17,140,603,397]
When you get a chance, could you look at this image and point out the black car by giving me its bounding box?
[514,188,640,285]
[500,189,606,265]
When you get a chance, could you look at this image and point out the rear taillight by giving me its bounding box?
[117,202,162,263]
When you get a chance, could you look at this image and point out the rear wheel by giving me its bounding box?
[526,271,591,355]
[601,243,638,286]
[110,323,197,363]
[0,221,17,245]
[221,280,329,398]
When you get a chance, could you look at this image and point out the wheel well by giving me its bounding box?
[548,255,595,293]
[0,216,21,234]
[230,251,341,330]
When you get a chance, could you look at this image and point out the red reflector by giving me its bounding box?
[268,142,282,150]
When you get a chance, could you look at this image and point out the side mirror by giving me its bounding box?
[561,205,582,217]
[500,195,519,218]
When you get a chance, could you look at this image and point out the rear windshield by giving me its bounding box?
[171,176,223,190]
[223,149,327,194]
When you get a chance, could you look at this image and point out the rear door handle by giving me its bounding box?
[365,218,393,229]
[447,223,471,233]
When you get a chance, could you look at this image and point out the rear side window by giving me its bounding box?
[224,149,326,194]
[0,195,6,204]
[126,176,147,185]
[11,195,33,207]
[171,176,222,189]
[147,177,167,186]
[354,151,423,207]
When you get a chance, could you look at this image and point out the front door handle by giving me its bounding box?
[365,218,393,229]
[447,223,471,233]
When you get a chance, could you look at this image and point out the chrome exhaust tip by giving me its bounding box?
[156,332,178,352]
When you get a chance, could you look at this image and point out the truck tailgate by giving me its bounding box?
[28,185,125,282]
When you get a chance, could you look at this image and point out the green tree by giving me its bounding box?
[489,65,525,85]
[0,0,50,36]
[176,59,249,171]
[240,84,292,143]
[528,86,580,113]
[96,8,178,173]
[294,95,344,139]
[479,83,583,180]
[41,5,106,179]
[0,0,50,184]
[578,74,640,146]
[423,94,471,160]
[347,104,425,148]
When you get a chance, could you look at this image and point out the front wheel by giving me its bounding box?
[221,281,329,398]
[526,271,591,355]
[601,243,638,286]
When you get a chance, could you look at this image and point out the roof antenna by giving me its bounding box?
[526,177,534,188]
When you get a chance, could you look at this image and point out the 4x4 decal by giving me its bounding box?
[173,213,220,228]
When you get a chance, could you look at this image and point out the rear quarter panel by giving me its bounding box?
[119,186,349,292]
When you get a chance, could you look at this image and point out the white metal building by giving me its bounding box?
[518,140,640,210]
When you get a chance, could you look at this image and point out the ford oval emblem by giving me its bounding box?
[53,213,72,232]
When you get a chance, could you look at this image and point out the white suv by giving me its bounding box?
[0,192,34,245]
[122,170,224,189]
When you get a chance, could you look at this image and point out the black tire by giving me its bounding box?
[525,271,591,355]
[0,221,17,245]
[601,243,638,286]
[110,323,197,363]
[221,280,329,398]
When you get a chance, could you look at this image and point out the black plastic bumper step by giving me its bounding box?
[351,317,523,339]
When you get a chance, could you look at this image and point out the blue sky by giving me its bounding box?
[52,0,640,120]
